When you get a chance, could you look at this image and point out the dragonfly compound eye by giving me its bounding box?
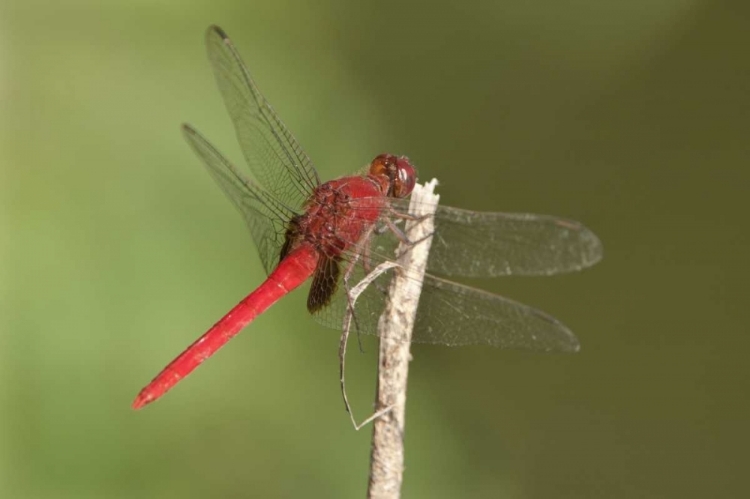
[392,156,416,198]
[368,153,395,177]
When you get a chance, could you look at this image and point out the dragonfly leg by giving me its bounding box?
[385,218,412,244]
[407,230,435,248]
[373,218,398,236]
[387,208,427,222]
[384,218,435,250]
[360,228,393,297]
[339,316,394,431]
[339,259,399,430]
[341,255,366,354]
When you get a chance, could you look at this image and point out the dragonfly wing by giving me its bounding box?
[308,254,390,335]
[338,199,603,277]
[182,124,296,274]
[307,256,341,313]
[412,275,580,351]
[205,26,319,211]
[428,206,603,277]
[308,252,579,352]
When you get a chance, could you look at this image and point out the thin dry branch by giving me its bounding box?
[367,179,439,499]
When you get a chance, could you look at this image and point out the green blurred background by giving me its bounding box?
[2,1,748,497]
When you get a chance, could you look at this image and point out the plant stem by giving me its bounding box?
[367,179,439,499]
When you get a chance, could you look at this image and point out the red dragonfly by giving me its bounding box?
[132,26,602,410]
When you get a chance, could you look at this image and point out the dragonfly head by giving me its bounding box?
[369,154,417,199]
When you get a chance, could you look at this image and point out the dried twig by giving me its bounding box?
[367,179,439,499]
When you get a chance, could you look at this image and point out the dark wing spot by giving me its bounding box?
[307,257,340,313]
[279,215,301,262]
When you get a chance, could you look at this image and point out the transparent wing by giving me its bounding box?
[307,200,584,351]
[413,275,579,350]
[428,206,603,276]
[311,263,579,352]
[334,198,603,277]
[182,124,296,274]
[205,25,320,212]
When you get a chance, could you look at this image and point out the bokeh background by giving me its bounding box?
[2,1,748,497]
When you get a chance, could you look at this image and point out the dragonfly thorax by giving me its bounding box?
[281,176,389,262]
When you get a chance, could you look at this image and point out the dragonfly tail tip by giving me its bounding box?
[131,390,156,410]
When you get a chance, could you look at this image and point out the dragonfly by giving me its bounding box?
[132,25,602,410]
